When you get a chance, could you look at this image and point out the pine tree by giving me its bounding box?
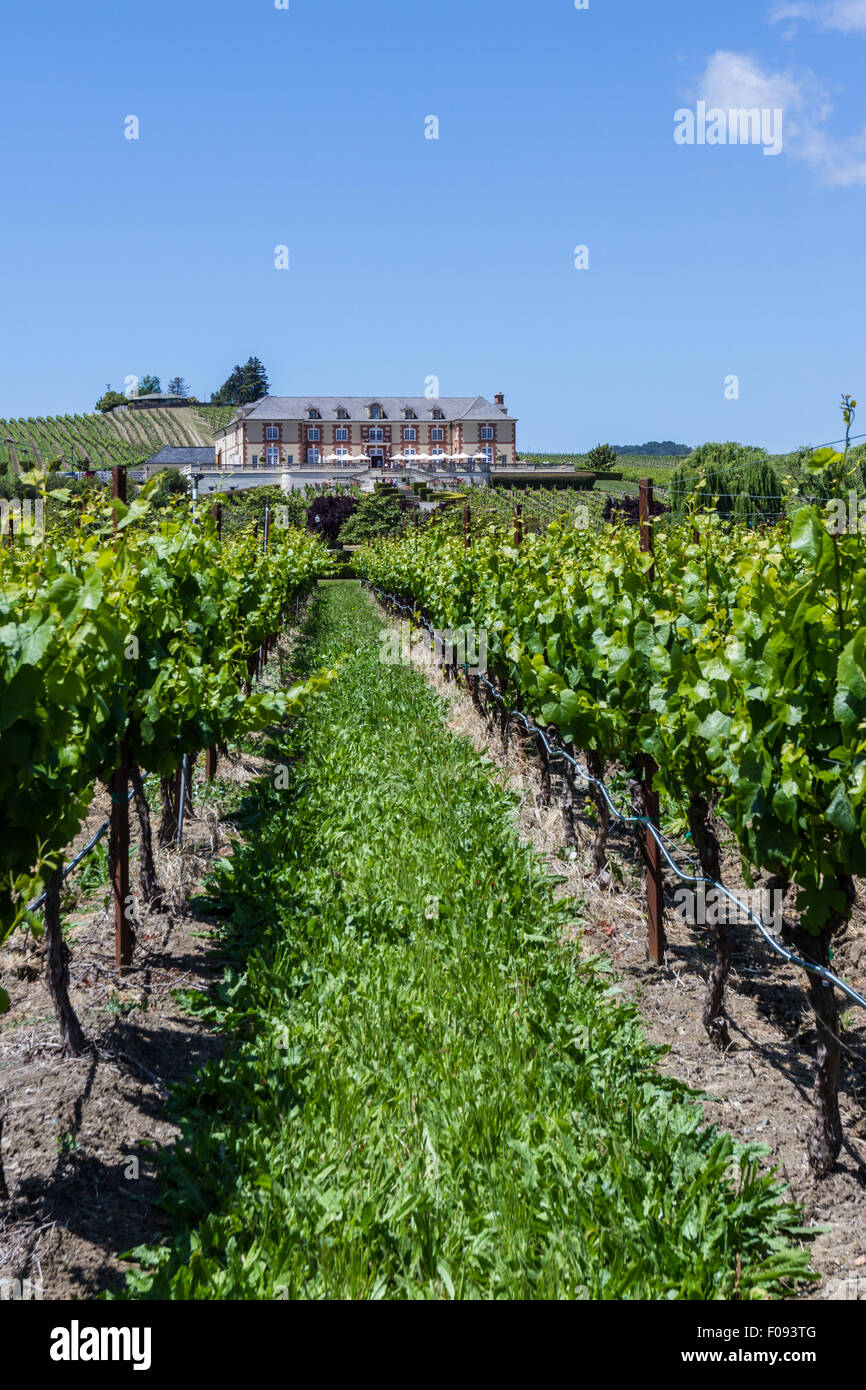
[211,357,270,406]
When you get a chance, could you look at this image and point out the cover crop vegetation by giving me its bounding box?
[125,583,810,1300]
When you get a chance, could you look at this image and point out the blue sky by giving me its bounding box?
[0,0,864,451]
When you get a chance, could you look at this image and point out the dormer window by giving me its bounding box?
[308,408,321,420]
[431,409,444,420]
[368,403,385,420]
[336,408,349,420]
[403,408,416,420]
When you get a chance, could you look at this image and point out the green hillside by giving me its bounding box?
[0,404,234,473]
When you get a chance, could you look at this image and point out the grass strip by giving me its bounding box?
[125,581,811,1299]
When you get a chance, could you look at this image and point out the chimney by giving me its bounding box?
[494,392,505,407]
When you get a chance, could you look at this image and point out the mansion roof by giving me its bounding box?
[218,395,513,429]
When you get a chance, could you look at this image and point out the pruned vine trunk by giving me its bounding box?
[158,766,182,847]
[536,730,552,807]
[0,1095,9,1199]
[769,871,853,1177]
[626,764,652,892]
[585,749,610,880]
[561,740,578,849]
[686,792,730,1050]
[130,764,161,905]
[44,867,86,1058]
[183,754,196,817]
[498,677,510,750]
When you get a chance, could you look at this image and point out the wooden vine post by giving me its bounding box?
[513,503,523,549]
[111,465,133,972]
[464,504,471,550]
[205,500,223,780]
[259,505,272,676]
[639,479,665,966]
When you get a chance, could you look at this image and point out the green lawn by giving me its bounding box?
[125,582,811,1300]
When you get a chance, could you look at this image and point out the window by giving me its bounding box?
[266,425,279,440]
[404,447,417,458]
[432,446,445,456]
[403,426,417,441]
[336,447,350,459]
[480,446,494,464]
[307,447,321,465]
[266,447,279,466]
[308,408,321,420]
[336,427,349,442]
[251,454,259,467]
[432,409,444,420]
[307,426,321,441]
[480,425,494,441]
[403,408,416,419]
[431,427,445,441]
[336,408,349,420]
[369,427,384,442]
[369,404,381,419]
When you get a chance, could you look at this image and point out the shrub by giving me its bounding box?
[338,492,412,543]
[306,493,359,542]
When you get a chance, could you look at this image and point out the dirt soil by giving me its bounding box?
[0,751,271,1302]
[403,615,866,1303]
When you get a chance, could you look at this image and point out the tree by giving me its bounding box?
[585,443,618,473]
[211,357,270,406]
[669,442,782,526]
[95,390,127,413]
[167,377,190,398]
[139,374,162,396]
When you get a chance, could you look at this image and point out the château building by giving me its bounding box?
[213,394,517,472]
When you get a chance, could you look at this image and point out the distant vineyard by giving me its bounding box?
[190,403,237,433]
[0,406,223,473]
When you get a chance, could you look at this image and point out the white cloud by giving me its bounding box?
[698,50,819,116]
[692,49,866,185]
[771,1,866,32]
